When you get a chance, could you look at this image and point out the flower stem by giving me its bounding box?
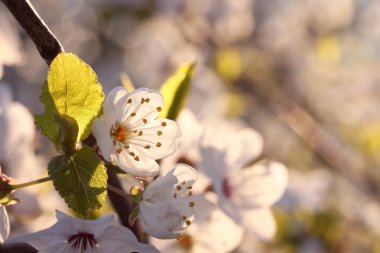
[107,184,130,199]
[11,176,51,190]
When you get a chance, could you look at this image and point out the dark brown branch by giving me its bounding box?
[1,0,64,65]
[107,171,147,243]
[0,242,37,253]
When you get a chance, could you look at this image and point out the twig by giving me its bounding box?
[0,0,64,65]
[247,80,380,205]
[107,171,147,243]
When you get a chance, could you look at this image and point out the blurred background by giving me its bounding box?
[1,0,380,252]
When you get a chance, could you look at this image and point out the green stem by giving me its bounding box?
[11,176,51,190]
[107,184,130,199]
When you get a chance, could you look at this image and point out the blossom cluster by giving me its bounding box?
[0,85,288,253]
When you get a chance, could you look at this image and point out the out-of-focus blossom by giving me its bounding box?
[0,7,22,79]
[199,127,288,240]
[0,85,44,220]
[92,86,181,177]
[138,164,197,239]
[0,205,9,244]
[0,167,10,244]
[279,169,332,212]
[10,210,160,252]
[151,192,244,253]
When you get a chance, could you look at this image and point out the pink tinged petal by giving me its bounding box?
[38,242,73,253]
[0,206,9,243]
[111,146,159,177]
[98,225,160,253]
[232,160,288,208]
[241,208,276,240]
[129,119,181,160]
[92,118,115,161]
[225,128,263,171]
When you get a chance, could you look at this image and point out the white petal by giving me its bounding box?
[118,88,164,128]
[111,147,159,177]
[103,86,129,124]
[232,160,288,208]
[129,119,181,160]
[241,208,276,240]
[165,164,198,186]
[225,128,263,171]
[92,118,114,161]
[139,201,180,239]
[0,206,9,243]
[38,242,72,253]
[98,225,160,253]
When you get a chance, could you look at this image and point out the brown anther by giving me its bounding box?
[156,107,162,112]
[182,215,187,220]
[173,193,177,198]
[127,98,132,104]
[181,180,186,185]
[186,220,191,225]
[116,149,122,154]
[176,235,183,241]
[144,145,151,149]
[156,142,162,147]
[176,185,182,191]
[157,131,163,136]
[142,118,147,124]
[187,186,192,190]
[129,152,135,157]
[138,131,143,136]
[189,202,195,207]
[161,122,167,127]
[188,191,193,196]
[130,112,136,117]
[134,156,140,161]
[124,145,130,149]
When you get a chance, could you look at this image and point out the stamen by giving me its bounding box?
[68,233,97,250]
[156,142,162,147]
[157,131,163,136]
[156,107,162,112]
[161,122,167,127]
[189,202,195,207]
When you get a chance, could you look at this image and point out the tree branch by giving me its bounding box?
[107,171,147,243]
[1,0,64,65]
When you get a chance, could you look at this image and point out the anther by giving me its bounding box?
[156,142,162,147]
[189,202,195,207]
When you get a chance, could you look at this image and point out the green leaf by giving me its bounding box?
[48,146,108,215]
[55,114,79,155]
[35,53,104,150]
[159,62,195,120]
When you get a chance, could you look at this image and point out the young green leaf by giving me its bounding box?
[159,62,195,120]
[48,146,107,216]
[35,53,104,150]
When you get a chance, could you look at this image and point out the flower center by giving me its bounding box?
[111,123,130,143]
[222,177,233,198]
[67,232,97,250]
[177,234,193,250]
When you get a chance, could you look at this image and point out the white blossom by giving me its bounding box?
[10,210,160,253]
[151,192,244,253]
[92,86,181,177]
[138,164,197,239]
[199,127,288,240]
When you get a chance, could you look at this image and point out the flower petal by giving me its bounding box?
[129,118,181,160]
[232,160,288,208]
[0,206,9,243]
[118,88,164,128]
[225,128,263,171]
[103,86,129,124]
[241,208,276,240]
[111,147,160,177]
[99,225,160,253]
[92,118,114,161]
